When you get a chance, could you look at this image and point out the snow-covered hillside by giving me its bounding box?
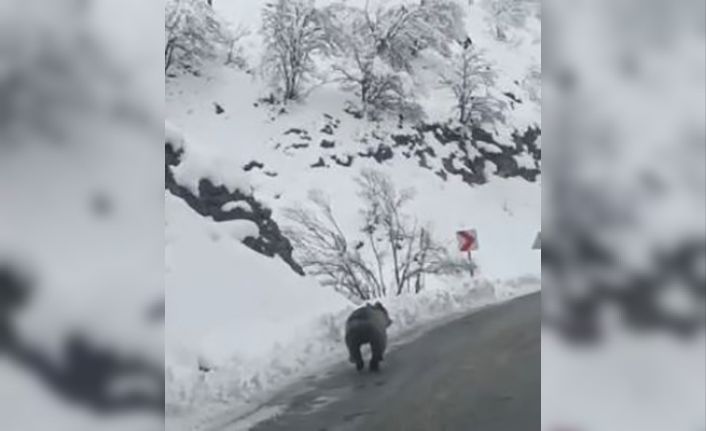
[165,0,540,426]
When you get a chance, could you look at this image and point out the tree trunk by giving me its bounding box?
[391,234,402,295]
[165,40,175,72]
[368,232,387,297]
[414,229,428,293]
[496,25,506,41]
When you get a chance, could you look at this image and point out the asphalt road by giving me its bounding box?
[226,292,540,431]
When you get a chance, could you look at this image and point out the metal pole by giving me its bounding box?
[467,250,474,277]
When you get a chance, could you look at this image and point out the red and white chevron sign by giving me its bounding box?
[456,229,478,252]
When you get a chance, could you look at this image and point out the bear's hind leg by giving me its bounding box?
[346,335,365,371]
[369,337,384,372]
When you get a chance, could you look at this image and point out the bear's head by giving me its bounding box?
[373,301,393,327]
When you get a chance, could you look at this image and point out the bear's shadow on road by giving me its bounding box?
[274,352,397,420]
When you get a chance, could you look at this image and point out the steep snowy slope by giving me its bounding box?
[165,190,351,399]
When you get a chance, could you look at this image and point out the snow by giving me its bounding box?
[165,145,541,425]
[542,328,706,431]
[172,146,253,196]
[0,131,164,430]
[476,141,504,154]
[465,142,483,160]
[166,192,351,424]
[165,192,349,372]
[166,120,186,150]
[165,0,541,427]
[514,151,536,170]
[167,235,539,429]
[541,1,705,428]
[221,201,253,213]
[0,359,159,431]
[166,123,253,196]
[166,159,540,427]
[484,159,499,176]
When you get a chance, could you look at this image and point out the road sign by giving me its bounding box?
[456,229,478,252]
[532,231,541,250]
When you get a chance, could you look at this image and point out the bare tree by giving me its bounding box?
[261,0,328,101]
[165,0,230,74]
[285,170,458,302]
[284,190,381,301]
[356,169,452,295]
[438,43,505,126]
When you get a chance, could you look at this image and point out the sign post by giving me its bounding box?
[456,229,478,277]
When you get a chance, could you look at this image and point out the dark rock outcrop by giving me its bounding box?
[359,144,393,163]
[165,139,304,275]
[331,154,354,167]
[243,160,264,172]
[311,157,327,168]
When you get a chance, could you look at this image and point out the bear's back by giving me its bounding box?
[346,305,388,333]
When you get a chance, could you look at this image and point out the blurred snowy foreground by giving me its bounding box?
[1,0,163,430]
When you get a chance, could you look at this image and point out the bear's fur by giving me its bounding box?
[345,302,393,372]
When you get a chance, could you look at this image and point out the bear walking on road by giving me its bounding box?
[345,302,393,372]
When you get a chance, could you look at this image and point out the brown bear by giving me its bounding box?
[345,302,393,372]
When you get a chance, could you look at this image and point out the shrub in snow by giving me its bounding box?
[165,0,230,74]
[260,0,328,101]
[284,169,470,302]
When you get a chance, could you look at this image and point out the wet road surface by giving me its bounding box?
[226,292,540,431]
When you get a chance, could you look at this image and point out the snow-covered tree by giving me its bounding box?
[331,47,416,119]
[260,0,328,101]
[482,0,534,41]
[438,43,505,126]
[224,23,250,69]
[357,0,464,72]
[322,0,465,119]
[165,0,230,74]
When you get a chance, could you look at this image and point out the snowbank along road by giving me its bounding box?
[224,292,540,431]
